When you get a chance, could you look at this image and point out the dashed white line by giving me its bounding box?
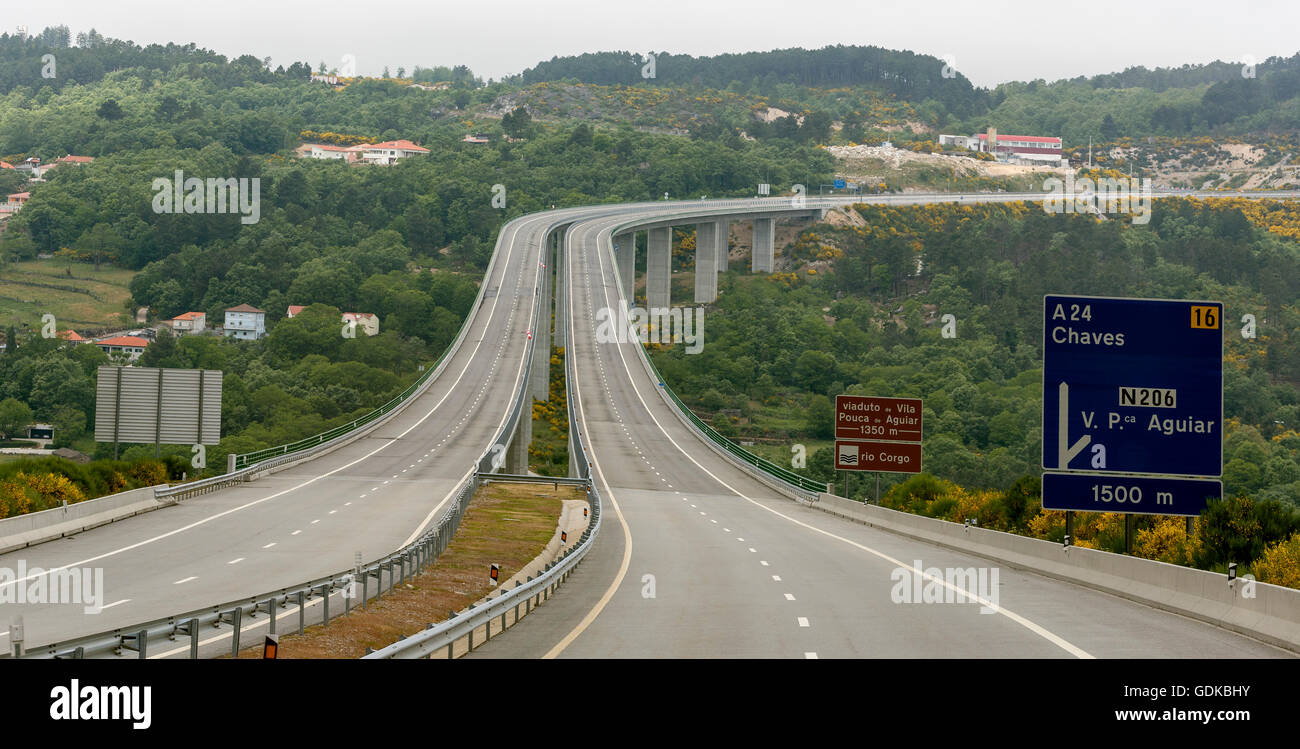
[797,617,810,628]
[173,576,197,585]
[262,542,277,549]
[228,558,244,565]
[784,593,796,601]
[101,599,130,610]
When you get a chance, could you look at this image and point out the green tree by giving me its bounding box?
[0,398,34,440]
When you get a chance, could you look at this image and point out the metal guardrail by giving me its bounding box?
[477,472,592,488]
[13,476,479,659]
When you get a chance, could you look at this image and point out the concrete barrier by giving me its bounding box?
[0,484,171,554]
[813,492,1300,653]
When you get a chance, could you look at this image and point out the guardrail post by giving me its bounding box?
[320,584,330,624]
[362,571,369,609]
[217,607,242,657]
[119,630,147,659]
[297,591,305,635]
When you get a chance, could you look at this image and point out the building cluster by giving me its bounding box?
[0,155,95,218]
[937,127,1065,166]
[45,303,377,364]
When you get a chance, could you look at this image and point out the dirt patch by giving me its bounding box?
[232,483,578,659]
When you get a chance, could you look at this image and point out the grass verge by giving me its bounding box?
[233,482,577,659]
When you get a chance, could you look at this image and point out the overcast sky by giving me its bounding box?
[6,0,1294,87]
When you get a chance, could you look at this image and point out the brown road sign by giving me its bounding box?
[834,395,923,442]
[835,440,923,473]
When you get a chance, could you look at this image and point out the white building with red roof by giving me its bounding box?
[342,312,379,336]
[972,128,1063,164]
[351,140,430,165]
[95,335,149,361]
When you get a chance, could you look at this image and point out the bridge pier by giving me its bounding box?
[554,228,567,345]
[530,232,554,401]
[752,217,774,273]
[614,231,635,302]
[647,226,672,311]
[694,222,720,303]
[505,404,532,475]
[717,219,729,272]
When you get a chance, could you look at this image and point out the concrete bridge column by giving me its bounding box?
[530,233,553,401]
[694,222,720,303]
[553,230,567,345]
[717,219,730,272]
[647,226,672,311]
[614,231,635,302]
[752,217,774,273]
[505,406,532,474]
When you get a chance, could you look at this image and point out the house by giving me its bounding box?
[288,306,379,335]
[351,140,430,164]
[310,73,341,85]
[55,155,94,166]
[0,161,13,170]
[56,330,86,343]
[171,311,206,335]
[95,335,149,361]
[971,128,1064,164]
[223,304,266,340]
[1,192,30,215]
[305,144,356,161]
[342,312,379,336]
[462,134,490,144]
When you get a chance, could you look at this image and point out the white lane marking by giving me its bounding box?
[291,530,302,536]
[798,617,810,628]
[101,599,130,610]
[805,652,818,659]
[311,519,320,524]
[262,542,277,548]
[760,561,770,566]
[328,510,336,515]
[785,593,796,601]
[723,528,730,532]
[344,502,352,506]
[748,548,757,553]
[173,576,197,585]
[772,575,782,581]
[228,558,244,565]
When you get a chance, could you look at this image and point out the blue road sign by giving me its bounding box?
[1042,472,1221,517]
[1042,295,1222,478]
[833,178,847,189]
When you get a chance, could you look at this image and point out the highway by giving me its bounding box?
[466,195,1291,659]
[3,192,1294,658]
